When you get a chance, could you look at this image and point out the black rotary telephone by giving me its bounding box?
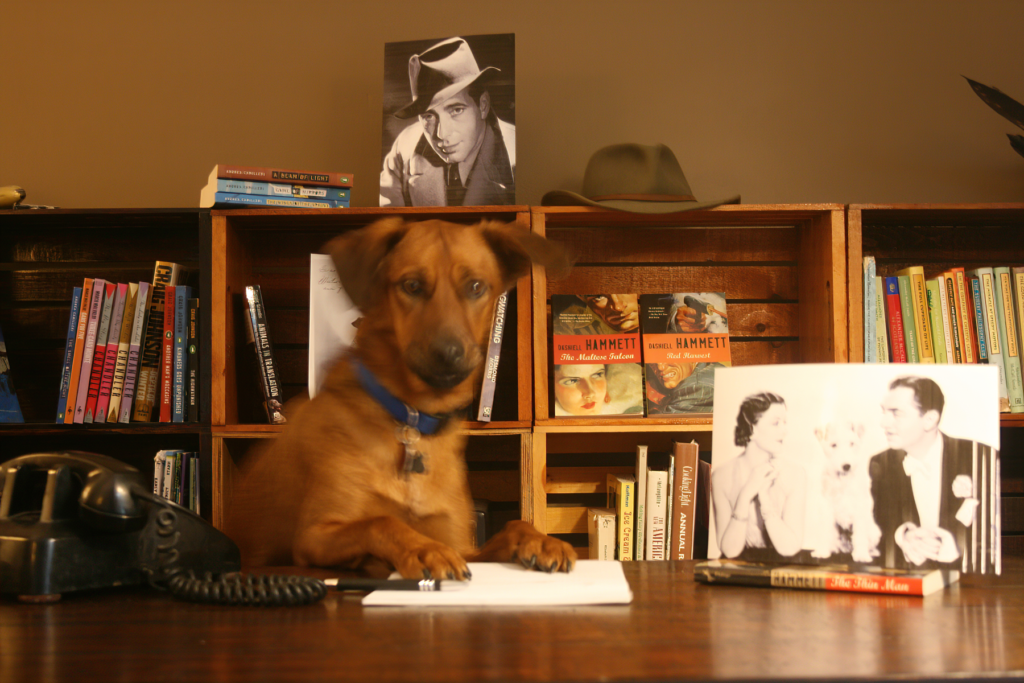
[0,451,326,606]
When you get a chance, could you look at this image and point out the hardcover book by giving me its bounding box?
[477,291,508,422]
[56,286,83,423]
[134,262,184,422]
[694,559,958,596]
[245,285,287,424]
[550,294,644,417]
[639,293,731,415]
[710,364,1001,575]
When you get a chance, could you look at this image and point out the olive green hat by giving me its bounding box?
[541,143,740,213]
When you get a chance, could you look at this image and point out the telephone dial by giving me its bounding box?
[0,451,326,606]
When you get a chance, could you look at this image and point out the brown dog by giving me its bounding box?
[225,218,576,579]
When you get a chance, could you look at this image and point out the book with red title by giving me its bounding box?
[134,262,184,421]
[74,279,107,423]
[95,283,128,423]
[83,281,116,423]
[550,294,644,417]
[694,559,958,597]
[208,164,353,188]
[159,284,176,422]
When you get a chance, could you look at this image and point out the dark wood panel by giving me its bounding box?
[1,268,201,303]
[3,230,200,263]
[547,226,799,264]
[1004,495,1024,535]
[549,266,799,300]
[863,224,1024,262]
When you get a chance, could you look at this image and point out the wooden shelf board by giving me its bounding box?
[535,419,713,433]
[0,423,203,435]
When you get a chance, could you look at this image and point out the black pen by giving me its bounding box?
[325,578,470,592]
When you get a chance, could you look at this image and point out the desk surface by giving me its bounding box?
[3,559,1023,683]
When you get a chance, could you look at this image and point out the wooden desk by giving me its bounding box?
[3,559,1023,682]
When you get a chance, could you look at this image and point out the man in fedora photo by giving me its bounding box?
[380,34,515,207]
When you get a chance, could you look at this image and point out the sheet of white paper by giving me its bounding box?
[361,560,633,607]
[308,254,360,397]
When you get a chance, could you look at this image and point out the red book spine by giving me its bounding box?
[885,278,908,363]
[159,285,176,422]
[84,281,116,422]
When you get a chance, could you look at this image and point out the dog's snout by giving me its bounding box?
[432,338,466,367]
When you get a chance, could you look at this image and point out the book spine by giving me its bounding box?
[588,509,616,561]
[936,276,954,363]
[606,475,635,562]
[162,453,175,500]
[769,568,929,596]
[95,283,128,423]
[74,280,107,423]
[187,297,200,423]
[944,273,964,363]
[172,453,182,503]
[216,178,351,201]
[953,268,976,363]
[107,283,138,422]
[134,263,181,422]
[56,287,83,423]
[1014,267,1024,370]
[863,256,877,362]
[172,286,190,422]
[884,277,908,363]
[925,279,947,364]
[977,269,1010,411]
[645,469,668,561]
[476,292,507,422]
[153,452,167,496]
[896,275,919,362]
[995,268,1024,412]
[65,279,95,424]
[670,441,700,560]
[178,450,188,504]
[874,276,889,362]
[158,285,176,422]
[213,191,349,209]
[634,445,648,561]
[904,267,935,363]
[120,282,151,422]
[969,276,989,362]
[215,164,353,188]
[84,282,116,422]
[246,285,286,424]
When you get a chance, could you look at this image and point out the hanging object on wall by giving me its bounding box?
[965,76,1024,159]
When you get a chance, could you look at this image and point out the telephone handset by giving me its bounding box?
[0,451,325,606]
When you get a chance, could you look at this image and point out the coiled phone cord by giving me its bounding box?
[166,571,328,606]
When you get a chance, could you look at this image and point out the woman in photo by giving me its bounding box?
[553,364,644,416]
[712,392,806,561]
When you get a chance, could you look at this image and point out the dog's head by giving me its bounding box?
[325,218,570,410]
[815,421,867,478]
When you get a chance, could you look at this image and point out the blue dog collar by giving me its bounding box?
[350,358,447,436]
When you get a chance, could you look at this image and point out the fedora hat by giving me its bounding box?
[541,143,740,213]
[394,37,498,120]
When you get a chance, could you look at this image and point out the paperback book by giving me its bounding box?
[550,294,644,417]
[639,293,731,415]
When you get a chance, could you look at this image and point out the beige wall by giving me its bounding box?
[4,0,1023,209]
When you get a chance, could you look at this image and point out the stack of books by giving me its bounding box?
[154,450,201,513]
[862,258,1024,413]
[54,261,200,424]
[588,441,710,562]
[199,164,353,209]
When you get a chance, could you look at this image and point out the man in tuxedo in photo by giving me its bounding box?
[869,376,991,571]
[380,37,515,207]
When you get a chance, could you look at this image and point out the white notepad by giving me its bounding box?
[361,560,633,607]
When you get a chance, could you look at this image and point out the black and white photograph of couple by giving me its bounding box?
[709,364,1001,575]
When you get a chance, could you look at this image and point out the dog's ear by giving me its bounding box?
[323,217,409,310]
[479,220,573,290]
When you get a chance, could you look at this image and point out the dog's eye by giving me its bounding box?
[401,279,424,296]
[465,280,487,299]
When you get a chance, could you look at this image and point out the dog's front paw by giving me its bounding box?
[396,541,471,581]
[480,520,577,572]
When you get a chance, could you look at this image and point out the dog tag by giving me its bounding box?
[397,420,427,476]
[405,450,427,475]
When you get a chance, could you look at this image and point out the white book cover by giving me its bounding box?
[634,444,648,560]
[709,364,1001,575]
[863,256,877,363]
[361,560,632,606]
[587,508,616,561]
[645,468,668,560]
[308,254,360,398]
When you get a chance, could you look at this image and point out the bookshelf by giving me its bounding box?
[0,209,213,512]
[526,204,848,554]
[846,203,1024,554]
[206,206,535,530]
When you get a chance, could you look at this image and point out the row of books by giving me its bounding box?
[553,293,732,417]
[154,450,200,514]
[199,163,353,209]
[862,259,1024,413]
[588,441,711,562]
[55,261,198,424]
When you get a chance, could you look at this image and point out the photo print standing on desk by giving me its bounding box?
[551,294,644,417]
[380,34,515,207]
[708,364,1001,574]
